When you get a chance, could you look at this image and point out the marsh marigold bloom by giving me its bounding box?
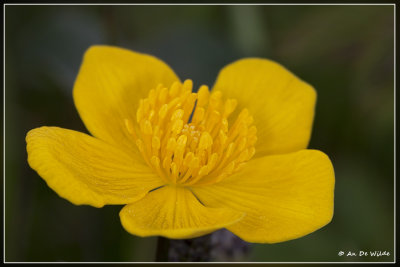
[26,46,335,243]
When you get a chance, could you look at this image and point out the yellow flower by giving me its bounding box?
[26,46,334,243]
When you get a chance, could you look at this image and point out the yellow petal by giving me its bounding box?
[119,185,244,239]
[73,45,180,153]
[26,127,164,208]
[192,150,334,243]
[212,58,316,157]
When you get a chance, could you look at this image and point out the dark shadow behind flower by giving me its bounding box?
[165,229,251,262]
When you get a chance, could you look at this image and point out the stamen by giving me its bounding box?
[124,79,257,186]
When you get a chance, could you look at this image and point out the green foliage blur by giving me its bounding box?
[5,4,394,262]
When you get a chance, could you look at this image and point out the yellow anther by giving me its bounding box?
[182,79,193,92]
[182,93,197,122]
[171,162,178,180]
[238,149,249,162]
[179,89,191,105]
[162,157,171,169]
[189,156,200,168]
[142,99,150,115]
[171,119,183,133]
[159,87,168,103]
[136,101,144,123]
[224,161,235,175]
[155,83,163,94]
[207,153,219,170]
[153,125,160,137]
[248,147,256,159]
[197,149,207,163]
[151,156,160,167]
[183,152,195,166]
[177,135,188,147]
[225,142,235,159]
[171,109,184,121]
[152,136,161,150]
[154,83,162,93]
[166,137,177,151]
[218,131,227,146]
[173,146,185,169]
[186,93,197,105]
[190,136,199,150]
[148,109,155,121]
[192,107,205,123]
[206,110,220,132]
[197,85,209,107]
[221,118,228,132]
[168,98,181,111]
[235,162,247,172]
[198,165,209,176]
[209,91,222,108]
[210,110,221,122]
[246,115,254,125]
[239,108,249,118]
[174,146,185,159]
[198,132,213,150]
[136,139,144,152]
[248,135,258,146]
[148,89,157,106]
[224,99,237,117]
[214,173,228,184]
[238,123,248,136]
[169,81,181,97]
[248,125,257,136]
[158,104,168,119]
[140,120,153,135]
[237,137,247,151]
[124,119,134,134]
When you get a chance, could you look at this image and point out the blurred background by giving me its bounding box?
[5,4,394,262]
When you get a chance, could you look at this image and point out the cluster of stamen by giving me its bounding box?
[124,79,257,186]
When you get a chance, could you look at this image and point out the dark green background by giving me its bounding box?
[5,4,394,262]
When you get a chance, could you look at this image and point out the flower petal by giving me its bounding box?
[73,45,180,153]
[26,127,164,208]
[212,58,316,157]
[119,185,244,239]
[192,150,334,243]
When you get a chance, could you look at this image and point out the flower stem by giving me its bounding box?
[155,234,212,262]
[155,229,251,262]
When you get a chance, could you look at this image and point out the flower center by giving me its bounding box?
[124,79,257,186]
